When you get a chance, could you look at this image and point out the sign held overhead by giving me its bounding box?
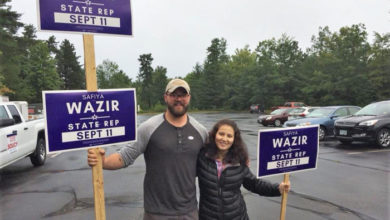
[37,0,133,36]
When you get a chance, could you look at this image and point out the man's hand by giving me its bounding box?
[88,149,124,170]
[87,148,105,167]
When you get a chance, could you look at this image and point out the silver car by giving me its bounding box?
[288,107,319,121]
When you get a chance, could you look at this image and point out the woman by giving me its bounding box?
[197,119,290,220]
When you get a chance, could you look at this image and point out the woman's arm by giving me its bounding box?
[242,167,282,197]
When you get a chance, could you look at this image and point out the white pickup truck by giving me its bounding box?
[0,102,46,169]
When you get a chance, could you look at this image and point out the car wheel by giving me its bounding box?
[339,140,352,145]
[30,138,46,166]
[274,120,281,127]
[376,128,390,148]
[319,126,326,141]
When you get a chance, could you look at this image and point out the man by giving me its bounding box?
[87,79,208,220]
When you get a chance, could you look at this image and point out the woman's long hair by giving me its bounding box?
[204,119,249,165]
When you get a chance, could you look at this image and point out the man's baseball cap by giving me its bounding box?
[165,79,190,94]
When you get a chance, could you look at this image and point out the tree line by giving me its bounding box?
[186,26,389,111]
[1,1,389,111]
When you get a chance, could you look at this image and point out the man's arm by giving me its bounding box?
[89,114,163,169]
[102,152,124,170]
[87,148,124,170]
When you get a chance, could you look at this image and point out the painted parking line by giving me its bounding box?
[48,153,61,158]
[348,149,390,155]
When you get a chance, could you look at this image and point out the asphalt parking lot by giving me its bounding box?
[0,112,389,220]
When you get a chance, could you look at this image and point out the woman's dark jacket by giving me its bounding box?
[197,148,281,220]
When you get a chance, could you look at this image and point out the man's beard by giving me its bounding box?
[167,102,188,117]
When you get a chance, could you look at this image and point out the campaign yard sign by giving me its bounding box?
[37,0,132,36]
[43,89,136,153]
[257,126,319,178]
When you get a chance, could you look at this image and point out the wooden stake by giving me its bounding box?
[280,173,289,220]
[83,34,97,91]
[83,34,106,220]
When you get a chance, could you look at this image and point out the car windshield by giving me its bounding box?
[307,108,334,117]
[271,108,286,115]
[355,101,390,116]
[290,108,305,114]
[285,108,295,113]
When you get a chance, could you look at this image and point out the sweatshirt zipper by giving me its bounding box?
[218,166,231,220]
[217,172,223,220]
[210,158,239,220]
[217,165,239,219]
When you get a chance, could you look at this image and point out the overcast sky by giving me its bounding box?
[9,0,390,80]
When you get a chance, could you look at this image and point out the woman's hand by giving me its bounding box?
[87,148,105,167]
[278,180,291,194]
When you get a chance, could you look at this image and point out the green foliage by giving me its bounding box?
[185,64,203,108]
[0,0,23,96]
[186,25,388,111]
[110,70,132,88]
[305,24,373,106]
[253,36,305,109]
[46,35,59,55]
[223,46,256,110]
[24,42,62,103]
[151,66,168,105]
[0,2,388,111]
[56,39,84,89]
[0,0,22,36]
[150,103,166,112]
[194,38,230,109]
[97,59,132,89]
[137,54,154,109]
[368,33,390,101]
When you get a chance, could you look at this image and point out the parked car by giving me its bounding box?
[249,104,263,113]
[334,100,390,148]
[288,107,319,120]
[257,108,294,127]
[283,106,361,141]
[271,101,306,111]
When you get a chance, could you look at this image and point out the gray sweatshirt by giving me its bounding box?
[119,113,208,215]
